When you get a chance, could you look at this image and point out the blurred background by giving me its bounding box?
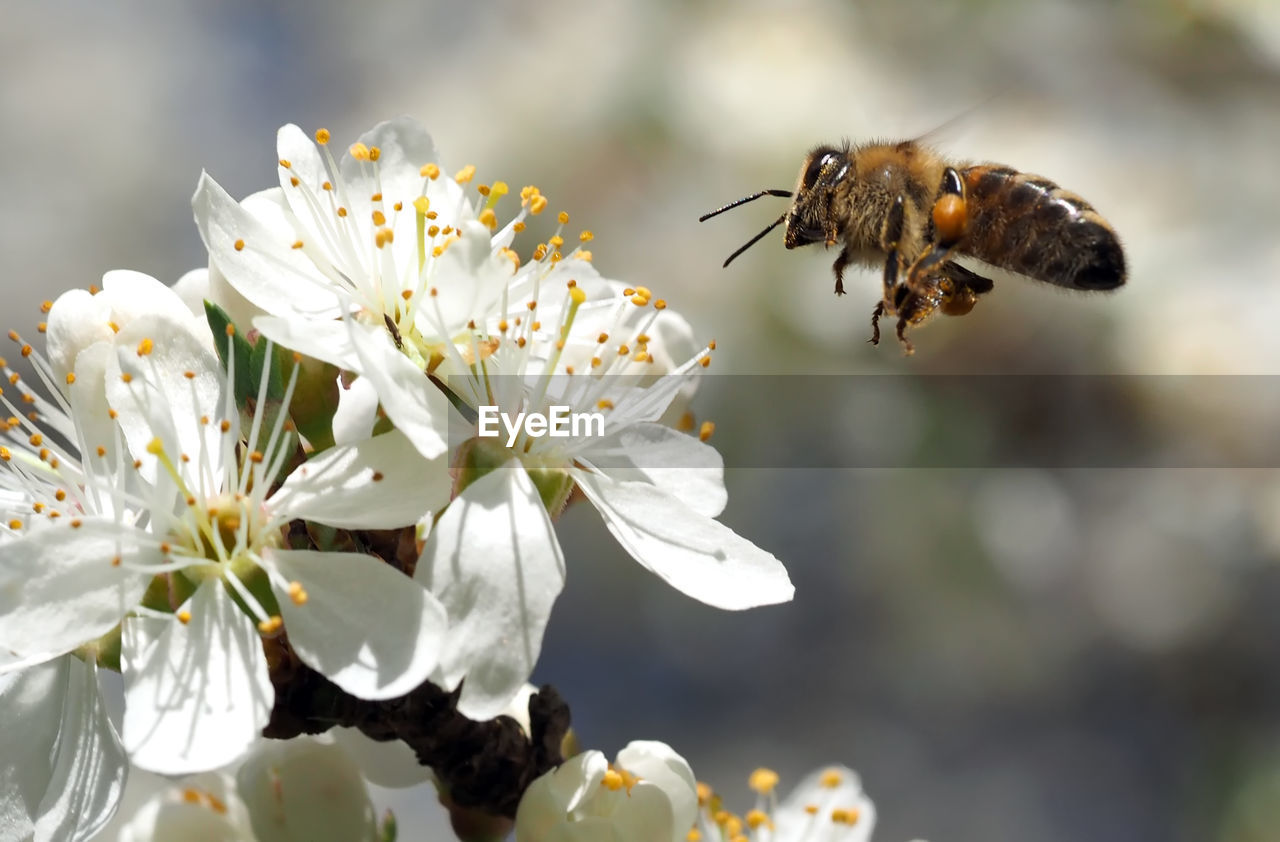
[6,0,1280,839]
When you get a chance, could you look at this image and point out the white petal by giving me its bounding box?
[332,376,380,446]
[572,470,793,610]
[271,429,449,529]
[236,736,378,842]
[415,465,566,720]
[579,423,726,517]
[45,287,113,384]
[106,312,225,489]
[515,751,608,842]
[615,741,697,839]
[252,314,361,372]
[192,171,343,321]
[101,270,214,348]
[33,657,128,842]
[0,520,161,658]
[328,727,431,789]
[345,317,448,460]
[260,550,448,700]
[122,581,272,774]
[170,267,212,318]
[774,765,876,842]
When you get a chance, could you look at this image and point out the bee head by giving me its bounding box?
[784,144,850,249]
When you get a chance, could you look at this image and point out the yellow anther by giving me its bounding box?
[7,520,21,530]
[513,220,526,233]
[279,159,292,169]
[225,323,236,337]
[249,450,264,464]
[65,372,75,385]
[632,351,649,363]
[107,321,119,333]
[427,224,440,237]
[576,250,593,262]
[349,142,372,161]
[498,319,509,332]
[601,770,624,791]
[749,768,780,795]
[686,831,702,842]
[369,146,381,162]
[819,768,844,788]
[597,398,614,410]
[337,207,348,218]
[699,356,711,368]
[28,433,42,447]
[631,295,649,306]
[500,247,520,269]
[558,211,570,224]
[654,299,668,310]
[371,192,383,202]
[136,338,154,356]
[745,809,771,830]
[315,128,331,145]
[292,240,304,249]
[290,176,300,187]
[288,581,308,605]
[590,356,602,368]
[372,210,387,226]
[421,163,440,179]
[322,181,333,191]
[699,421,716,442]
[478,208,498,229]
[257,615,283,634]
[707,340,717,351]
[579,230,594,242]
[41,299,53,313]
[220,419,231,433]
[617,344,630,356]
[177,610,191,625]
[549,234,564,248]
[234,239,245,251]
[530,194,548,215]
[375,227,394,248]
[533,244,547,261]
[831,807,860,825]
[455,164,476,184]
[393,201,402,211]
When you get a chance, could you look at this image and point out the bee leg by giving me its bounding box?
[869,300,885,345]
[895,316,915,356]
[832,244,854,296]
[903,166,969,285]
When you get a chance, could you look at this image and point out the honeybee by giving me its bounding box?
[700,140,1126,354]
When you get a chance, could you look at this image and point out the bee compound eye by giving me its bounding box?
[803,150,839,189]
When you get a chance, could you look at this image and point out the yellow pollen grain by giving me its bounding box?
[819,769,844,788]
[533,244,547,261]
[180,454,190,463]
[55,489,66,501]
[234,239,245,252]
[220,419,231,433]
[6,519,20,530]
[631,295,649,306]
[557,211,569,224]
[427,223,440,237]
[636,333,651,344]
[290,176,300,187]
[745,809,771,830]
[20,344,32,358]
[258,615,283,634]
[421,163,440,179]
[28,433,42,447]
[315,128,331,145]
[477,183,491,196]
[249,450,264,464]
[632,351,649,363]
[322,181,333,191]
[177,610,191,625]
[550,251,562,263]
[0,446,11,462]
[371,192,383,202]
[133,459,141,469]
[579,230,594,242]
[749,768,780,794]
[597,399,614,410]
[292,240,304,249]
[65,372,76,385]
[70,518,82,528]
[41,299,53,313]
[654,299,668,310]
[375,227,394,248]
[549,234,564,248]
[531,320,542,331]
[530,194,548,215]
[136,337,154,356]
[576,249,593,261]
[700,356,711,368]
[455,164,476,184]
[441,225,453,235]
[565,365,576,375]
[498,319,509,332]
[617,344,630,356]
[372,210,387,226]
[700,421,716,442]
[36,322,46,333]
[337,207,348,218]
[591,356,603,368]
[513,220,526,233]
[601,770,624,792]
[516,337,527,348]
[478,208,498,230]
[107,321,120,333]
[696,782,713,805]
[279,158,292,169]
[349,142,372,161]
[288,581,308,605]
[394,201,402,211]
[831,807,860,825]
[369,146,381,162]
[634,286,652,299]
[96,445,106,457]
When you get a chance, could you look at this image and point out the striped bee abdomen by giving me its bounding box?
[960,165,1126,290]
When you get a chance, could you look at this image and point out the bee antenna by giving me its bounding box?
[722,212,787,267]
[698,189,793,222]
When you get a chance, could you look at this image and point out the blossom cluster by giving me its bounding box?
[0,117,797,840]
